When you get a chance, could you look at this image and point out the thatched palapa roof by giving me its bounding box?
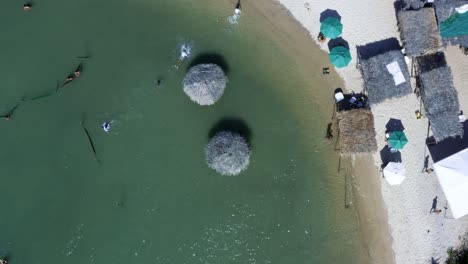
[205,131,250,176]
[397,8,442,57]
[434,0,468,47]
[416,52,463,141]
[183,63,228,106]
[337,109,378,154]
[358,46,412,105]
[403,0,427,10]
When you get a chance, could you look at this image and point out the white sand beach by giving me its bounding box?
[273,0,468,263]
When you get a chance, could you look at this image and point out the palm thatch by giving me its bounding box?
[403,0,427,10]
[434,0,468,47]
[183,64,228,106]
[337,109,378,154]
[398,8,442,56]
[416,52,463,141]
[359,49,412,105]
[205,131,250,176]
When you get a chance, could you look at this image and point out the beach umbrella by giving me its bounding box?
[183,63,228,106]
[385,118,404,132]
[329,46,351,68]
[388,131,408,150]
[383,162,406,185]
[205,131,250,176]
[440,11,468,38]
[320,17,343,39]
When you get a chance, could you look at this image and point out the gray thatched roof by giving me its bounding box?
[359,49,412,104]
[435,0,468,47]
[398,8,442,56]
[337,109,378,154]
[205,131,250,176]
[403,0,427,10]
[416,52,463,141]
[429,113,463,140]
[183,64,228,106]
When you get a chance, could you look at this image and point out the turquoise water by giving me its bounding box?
[0,0,364,263]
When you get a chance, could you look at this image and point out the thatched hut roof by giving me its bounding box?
[416,52,463,141]
[403,0,427,10]
[434,0,468,47]
[397,8,442,56]
[205,131,250,176]
[183,64,228,106]
[337,109,378,154]
[358,48,412,105]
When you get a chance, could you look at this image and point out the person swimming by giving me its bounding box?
[74,69,81,77]
[235,1,241,14]
[102,121,111,132]
[175,44,191,68]
[180,47,190,60]
[23,3,32,11]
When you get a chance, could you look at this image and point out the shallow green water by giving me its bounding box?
[0,0,363,263]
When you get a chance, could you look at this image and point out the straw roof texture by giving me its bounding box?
[183,64,228,106]
[416,52,463,141]
[403,0,427,9]
[398,8,442,56]
[428,113,463,140]
[435,0,468,47]
[359,49,412,105]
[205,131,250,176]
[337,109,378,154]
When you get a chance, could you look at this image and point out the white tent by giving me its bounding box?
[383,162,406,185]
[434,148,468,219]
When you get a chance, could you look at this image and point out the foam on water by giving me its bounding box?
[228,10,241,24]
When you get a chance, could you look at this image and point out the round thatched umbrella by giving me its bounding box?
[183,63,228,106]
[205,131,250,176]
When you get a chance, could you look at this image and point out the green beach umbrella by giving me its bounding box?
[320,17,343,39]
[440,12,468,38]
[329,46,351,68]
[388,131,408,150]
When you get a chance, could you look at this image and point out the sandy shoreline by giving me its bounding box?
[267,0,468,263]
[242,0,395,263]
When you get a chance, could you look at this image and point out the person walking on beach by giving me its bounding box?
[422,155,429,173]
[430,196,438,213]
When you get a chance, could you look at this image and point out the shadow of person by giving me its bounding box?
[431,196,438,213]
[209,117,252,146]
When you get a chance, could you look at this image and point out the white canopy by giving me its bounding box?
[434,148,468,219]
[456,4,468,14]
[386,61,406,86]
[383,162,406,185]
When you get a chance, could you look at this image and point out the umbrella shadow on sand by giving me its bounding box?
[380,145,402,169]
[328,37,350,51]
[188,53,230,75]
[319,9,342,22]
[209,117,252,146]
[386,118,405,132]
